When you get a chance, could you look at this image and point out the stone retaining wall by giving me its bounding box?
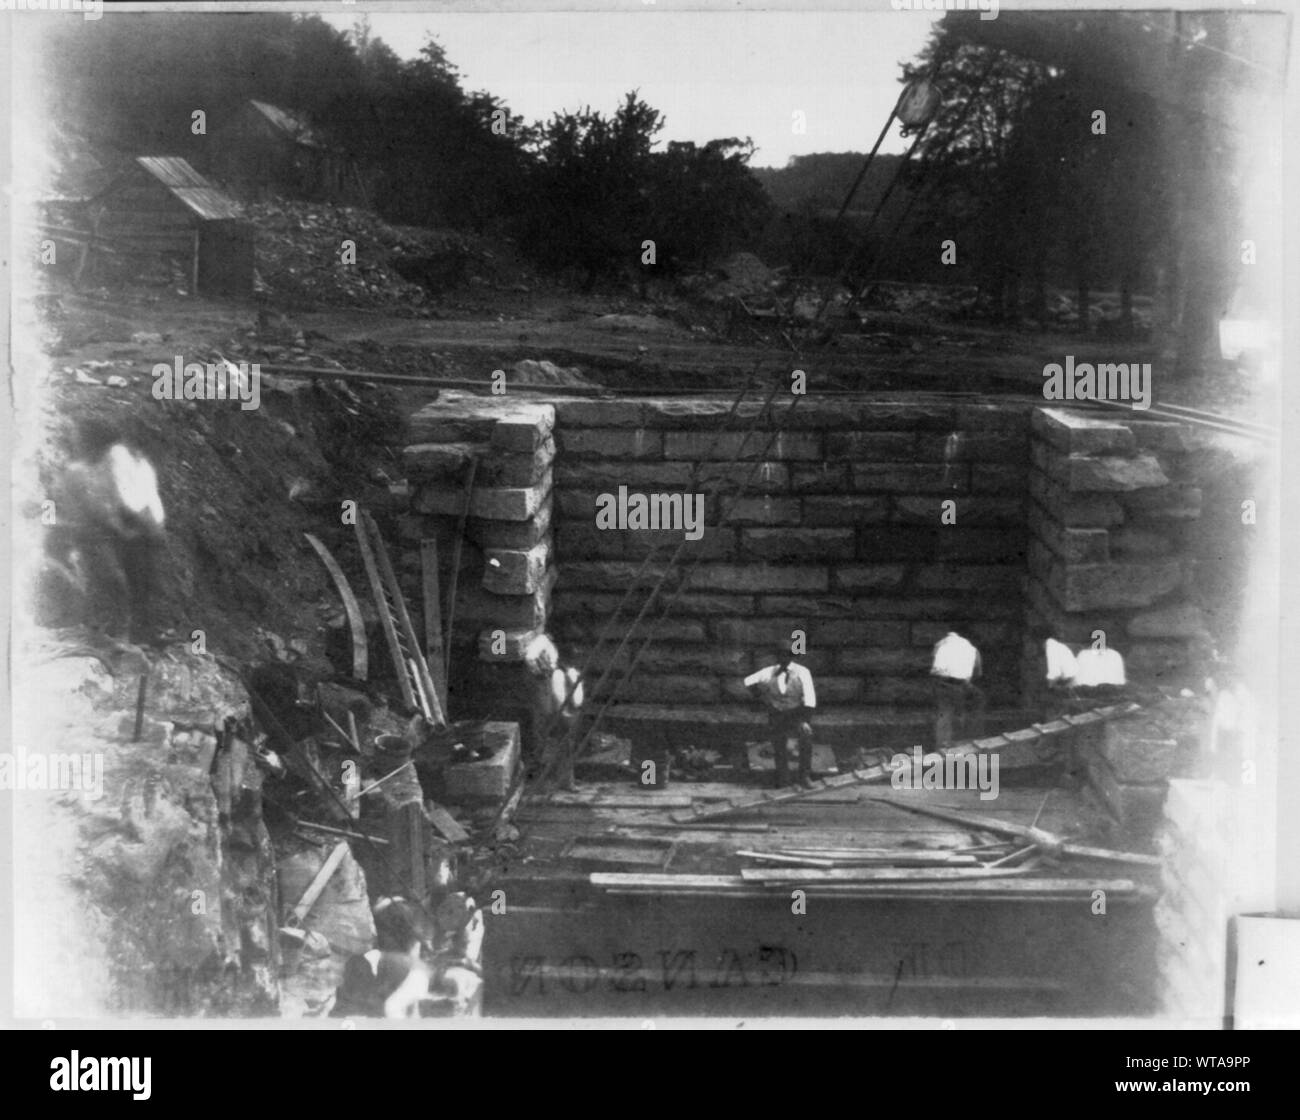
[1024,407,1212,694]
[397,395,1214,741]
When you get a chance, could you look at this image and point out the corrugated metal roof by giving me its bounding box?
[133,156,244,221]
[248,99,323,148]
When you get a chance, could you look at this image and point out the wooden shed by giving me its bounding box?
[205,99,367,204]
[85,156,254,297]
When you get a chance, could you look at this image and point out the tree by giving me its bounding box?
[519,92,664,290]
[644,139,770,276]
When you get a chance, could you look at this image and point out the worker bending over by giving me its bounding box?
[744,655,817,788]
[930,631,985,748]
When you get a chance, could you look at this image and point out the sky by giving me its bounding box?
[321,9,939,168]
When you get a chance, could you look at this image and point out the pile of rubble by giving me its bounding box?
[14,629,492,1020]
[248,198,522,314]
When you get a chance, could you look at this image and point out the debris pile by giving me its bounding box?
[247,198,529,314]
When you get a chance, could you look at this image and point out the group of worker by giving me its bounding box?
[521,626,1129,790]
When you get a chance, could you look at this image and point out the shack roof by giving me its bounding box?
[247,99,325,149]
[107,156,244,222]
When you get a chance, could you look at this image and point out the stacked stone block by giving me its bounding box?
[548,397,1032,724]
[1025,408,1212,692]
[401,392,557,677]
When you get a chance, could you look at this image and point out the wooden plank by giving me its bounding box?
[773,850,981,867]
[736,850,836,868]
[427,802,470,844]
[420,538,448,701]
[740,866,1032,883]
[565,837,675,867]
[594,873,1146,896]
[353,518,414,710]
[591,873,742,890]
[1061,842,1163,867]
[304,533,368,680]
[546,790,694,809]
[407,802,427,899]
[443,457,478,688]
[366,511,445,726]
[289,841,349,925]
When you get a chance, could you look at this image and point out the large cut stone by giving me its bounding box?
[739,528,854,561]
[1037,445,1169,492]
[1128,603,1210,640]
[723,497,802,526]
[403,442,484,480]
[557,428,664,459]
[1048,558,1185,611]
[851,462,968,494]
[825,432,915,459]
[712,617,908,647]
[968,463,1025,493]
[415,470,552,521]
[894,495,1023,526]
[835,647,933,674]
[621,527,737,560]
[1102,719,1187,783]
[553,400,648,428]
[467,497,552,548]
[555,461,695,489]
[912,563,1023,592]
[803,495,888,526]
[833,564,907,592]
[1120,485,1203,520]
[490,409,556,453]
[445,721,520,803]
[1032,408,1137,455]
[914,431,1028,462]
[1109,526,1177,557]
[478,438,554,488]
[684,564,829,594]
[482,541,550,595]
[663,430,823,460]
[1028,501,1111,563]
[1029,470,1126,527]
[476,626,544,661]
[407,393,554,449]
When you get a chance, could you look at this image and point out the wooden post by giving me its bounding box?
[443,458,478,693]
[420,538,448,704]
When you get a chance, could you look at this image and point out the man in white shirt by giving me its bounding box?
[930,631,985,747]
[744,655,817,788]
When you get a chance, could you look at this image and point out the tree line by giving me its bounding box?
[44,12,769,288]
[44,10,1209,324]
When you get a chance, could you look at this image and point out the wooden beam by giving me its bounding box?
[352,516,416,712]
[427,802,470,844]
[739,867,1032,884]
[304,533,368,681]
[420,538,448,703]
[289,841,349,925]
[442,457,478,689]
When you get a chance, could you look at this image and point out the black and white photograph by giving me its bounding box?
[2,0,1295,1042]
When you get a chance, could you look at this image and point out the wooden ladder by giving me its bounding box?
[353,510,446,727]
